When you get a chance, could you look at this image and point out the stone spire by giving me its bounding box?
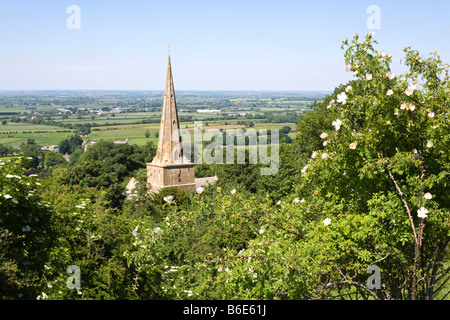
[152,56,184,164]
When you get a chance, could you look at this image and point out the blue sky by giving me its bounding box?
[0,0,449,91]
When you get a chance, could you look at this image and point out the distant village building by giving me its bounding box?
[125,177,138,199]
[196,109,221,115]
[82,139,128,153]
[52,108,72,114]
[83,141,96,152]
[111,107,131,113]
[113,138,128,145]
[41,145,58,152]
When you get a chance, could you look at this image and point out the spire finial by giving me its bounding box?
[168,43,171,57]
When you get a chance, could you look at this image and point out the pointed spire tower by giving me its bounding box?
[152,56,184,164]
[147,55,196,193]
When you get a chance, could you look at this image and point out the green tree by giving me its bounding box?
[214,152,260,194]
[43,151,66,168]
[279,125,292,135]
[294,99,336,159]
[139,141,157,163]
[79,140,146,180]
[254,142,301,201]
[58,139,71,155]
[58,135,84,155]
[68,147,84,164]
[20,142,44,169]
[0,144,14,157]
[56,140,155,209]
[0,157,56,299]
[36,178,142,300]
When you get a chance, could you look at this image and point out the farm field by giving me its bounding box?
[0,90,320,149]
[86,121,297,146]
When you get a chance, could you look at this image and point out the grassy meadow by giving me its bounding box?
[0,91,321,149]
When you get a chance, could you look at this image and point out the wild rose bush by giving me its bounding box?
[303,33,449,299]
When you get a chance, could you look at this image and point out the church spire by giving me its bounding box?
[152,56,184,164]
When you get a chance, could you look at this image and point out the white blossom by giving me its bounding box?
[132,226,139,237]
[405,83,417,96]
[337,92,347,104]
[196,187,204,194]
[417,207,428,219]
[5,174,21,179]
[332,119,342,130]
[163,195,174,202]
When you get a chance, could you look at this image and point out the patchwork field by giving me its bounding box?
[0,90,324,149]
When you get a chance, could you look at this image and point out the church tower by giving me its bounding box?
[147,56,196,193]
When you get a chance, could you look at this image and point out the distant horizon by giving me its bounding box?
[0,89,332,97]
[0,89,332,92]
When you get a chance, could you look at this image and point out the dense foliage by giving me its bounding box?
[0,34,448,300]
